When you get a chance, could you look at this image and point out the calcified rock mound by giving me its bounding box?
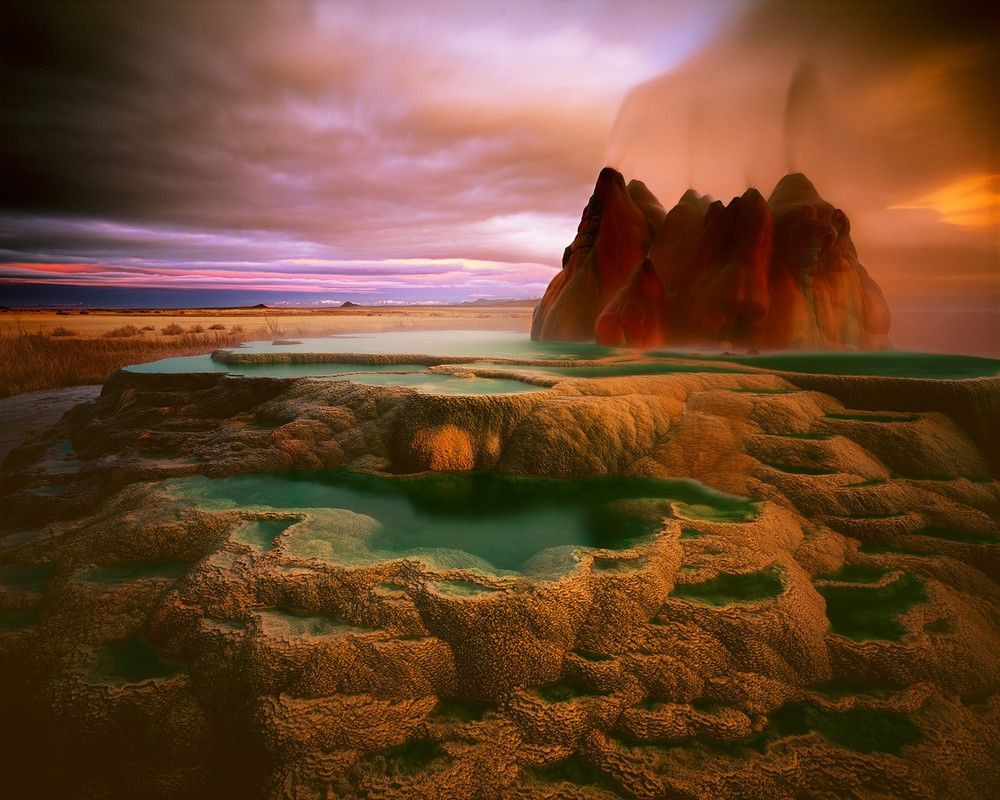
[533,169,891,350]
[0,362,998,799]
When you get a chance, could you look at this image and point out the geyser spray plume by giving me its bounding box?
[783,60,822,173]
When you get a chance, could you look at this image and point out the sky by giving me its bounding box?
[0,0,734,306]
[1,0,998,332]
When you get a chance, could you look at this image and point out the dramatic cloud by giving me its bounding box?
[0,0,732,302]
[1,0,996,345]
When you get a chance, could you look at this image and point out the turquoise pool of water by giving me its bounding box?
[228,330,614,360]
[167,471,754,577]
[129,355,547,395]
[648,349,1000,379]
[127,330,999,390]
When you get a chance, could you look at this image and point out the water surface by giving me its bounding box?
[168,471,755,577]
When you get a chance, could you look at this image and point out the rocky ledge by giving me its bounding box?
[0,362,997,799]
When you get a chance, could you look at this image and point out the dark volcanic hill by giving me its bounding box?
[532,168,891,351]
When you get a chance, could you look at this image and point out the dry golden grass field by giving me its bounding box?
[0,305,533,397]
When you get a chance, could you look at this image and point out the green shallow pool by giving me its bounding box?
[233,518,298,551]
[528,362,748,378]
[128,356,546,395]
[128,331,998,385]
[0,564,55,593]
[77,561,187,585]
[648,349,1000,379]
[816,572,927,640]
[130,332,613,373]
[761,702,921,754]
[670,568,784,605]
[91,635,183,685]
[232,330,615,360]
[167,471,755,578]
[312,371,548,395]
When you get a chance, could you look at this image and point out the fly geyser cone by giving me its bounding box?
[532,169,891,350]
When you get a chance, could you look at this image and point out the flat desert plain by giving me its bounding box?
[0,304,534,397]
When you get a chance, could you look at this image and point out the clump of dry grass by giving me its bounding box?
[50,326,77,337]
[209,323,226,330]
[161,323,185,336]
[101,324,142,338]
[0,329,246,397]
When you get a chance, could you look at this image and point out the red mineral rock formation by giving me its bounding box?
[647,188,712,314]
[763,173,890,349]
[594,257,671,347]
[532,167,654,342]
[536,168,891,350]
[684,187,773,348]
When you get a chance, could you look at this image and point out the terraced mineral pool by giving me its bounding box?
[431,579,499,596]
[0,564,55,593]
[760,703,921,754]
[528,754,625,795]
[648,349,1000,379]
[76,561,187,585]
[809,680,899,699]
[0,609,40,631]
[258,609,367,636]
[857,543,934,556]
[430,699,492,722]
[91,635,183,685]
[825,412,920,423]
[366,739,450,776]
[314,371,548,395]
[669,567,784,605]
[167,471,755,577]
[230,330,615,360]
[524,362,748,378]
[815,564,892,583]
[128,355,546,395]
[233,518,299,551]
[129,330,613,376]
[911,526,999,545]
[127,330,999,392]
[815,572,927,640]
[535,682,610,701]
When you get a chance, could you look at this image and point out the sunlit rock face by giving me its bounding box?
[534,168,891,350]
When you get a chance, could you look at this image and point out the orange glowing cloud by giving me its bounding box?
[891,174,1000,230]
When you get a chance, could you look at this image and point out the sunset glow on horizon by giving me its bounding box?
[2,0,997,315]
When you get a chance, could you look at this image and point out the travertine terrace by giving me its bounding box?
[1,342,998,799]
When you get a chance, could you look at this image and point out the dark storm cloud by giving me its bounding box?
[5,0,992,309]
[0,0,733,298]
